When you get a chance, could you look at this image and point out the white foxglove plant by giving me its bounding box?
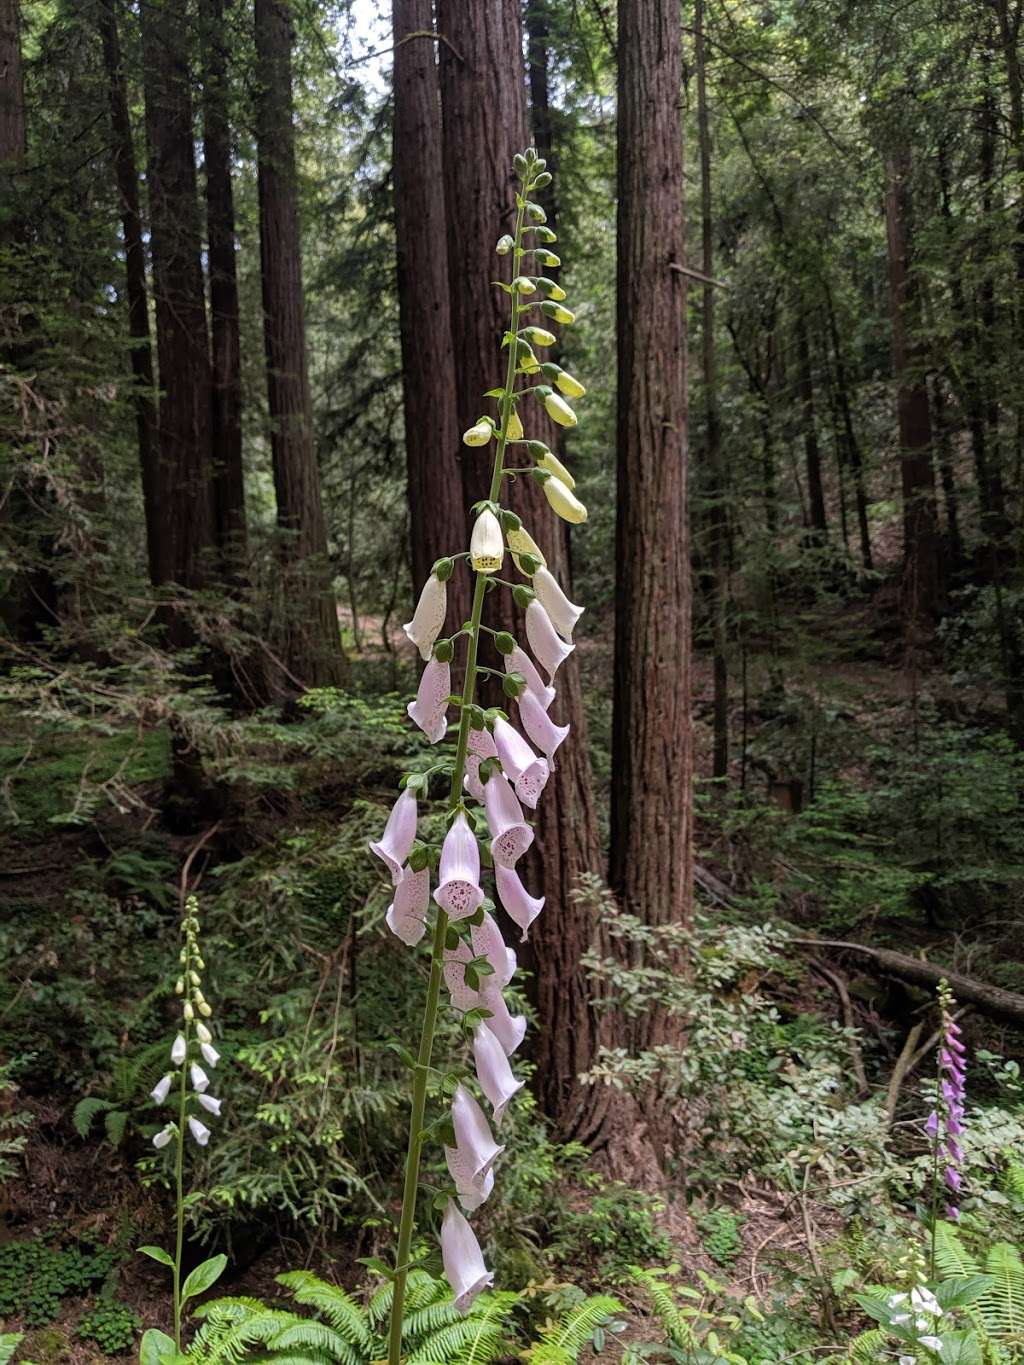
[373,148,587,1362]
[138,895,227,1359]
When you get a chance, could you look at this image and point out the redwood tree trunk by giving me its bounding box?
[202,0,247,583]
[795,304,828,539]
[610,0,693,951]
[438,0,606,1143]
[0,0,25,193]
[97,0,159,584]
[141,0,215,603]
[884,151,942,620]
[255,0,344,686]
[392,0,467,629]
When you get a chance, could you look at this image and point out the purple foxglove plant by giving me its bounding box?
[377,149,588,1356]
[927,979,967,1278]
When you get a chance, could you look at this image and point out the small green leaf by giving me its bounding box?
[140,1328,178,1365]
[181,1254,227,1302]
[139,1244,175,1268]
[357,1255,395,1281]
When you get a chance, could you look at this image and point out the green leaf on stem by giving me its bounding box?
[138,1245,174,1268]
[181,1254,227,1303]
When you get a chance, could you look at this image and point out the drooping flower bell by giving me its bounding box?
[464,725,498,803]
[504,644,555,710]
[407,657,451,744]
[494,864,545,941]
[171,1034,187,1067]
[443,933,525,1055]
[541,389,577,428]
[536,449,576,489]
[152,1124,174,1150]
[441,1199,494,1313]
[473,1021,524,1124]
[525,599,574,681]
[463,420,493,446]
[434,812,484,921]
[507,523,546,574]
[151,1074,173,1105]
[403,573,448,662]
[445,1084,504,1212]
[386,865,430,946]
[492,715,549,809]
[369,786,418,884]
[470,509,504,574]
[483,768,534,868]
[532,567,583,641]
[187,1116,211,1147]
[554,370,585,399]
[543,474,587,521]
[197,1093,222,1117]
[518,688,569,764]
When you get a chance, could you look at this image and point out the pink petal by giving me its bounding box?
[473,1022,524,1125]
[471,911,517,987]
[504,645,556,710]
[525,599,573,681]
[445,1149,494,1211]
[483,769,534,867]
[443,938,478,1011]
[369,786,418,884]
[385,865,430,946]
[533,566,583,641]
[445,1082,504,1208]
[403,573,448,661]
[464,726,498,802]
[494,864,545,941]
[407,657,450,743]
[480,984,528,1055]
[435,813,484,920]
[441,1200,494,1313]
[492,715,549,809]
[517,689,569,764]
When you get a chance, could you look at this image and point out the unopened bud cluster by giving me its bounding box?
[151,895,224,1151]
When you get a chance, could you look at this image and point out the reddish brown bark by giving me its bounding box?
[255,0,345,686]
[883,151,942,620]
[610,0,693,948]
[97,0,160,585]
[141,0,216,604]
[0,0,25,187]
[391,0,467,628]
[202,0,247,583]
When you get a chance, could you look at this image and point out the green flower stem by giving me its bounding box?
[172,1039,187,1351]
[386,179,529,1365]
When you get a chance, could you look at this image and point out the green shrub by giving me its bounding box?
[0,1240,115,1326]
[76,1298,141,1354]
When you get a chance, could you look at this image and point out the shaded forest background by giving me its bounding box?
[4,0,1024,1358]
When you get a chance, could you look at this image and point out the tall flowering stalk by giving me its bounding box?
[372,147,587,1361]
[926,979,966,1274]
[139,894,227,1357]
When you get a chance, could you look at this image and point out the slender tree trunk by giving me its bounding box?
[977,67,1009,545]
[610,0,693,955]
[695,0,728,781]
[883,151,942,621]
[255,0,345,686]
[0,0,25,203]
[202,0,247,583]
[824,278,872,571]
[97,0,160,584]
[141,0,216,603]
[931,376,965,568]
[392,1,467,630]
[794,305,827,539]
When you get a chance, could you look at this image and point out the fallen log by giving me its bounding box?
[792,938,1024,1025]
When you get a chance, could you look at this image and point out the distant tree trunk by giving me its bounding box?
[883,151,942,620]
[976,67,1010,544]
[794,305,828,539]
[0,0,25,198]
[610,0,693,961]
[392,1,467,629]
[202,0,247,584]
[695,0,728,781]
[97,0,160,584]
[255,0,345,686]
[141,0,216,604]
[823,279,872,571]
[439,0,606,1145]
[931,377,965,568]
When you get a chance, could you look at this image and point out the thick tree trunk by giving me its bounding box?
[794,306,828,539]
[610,0,693,952]
[823,279,872,572]
[202,0,247,584]
[438,0,606,1144]
[97,0,160,585]
[255,0,345,686]
[883,151,942,620]
[141,0,216,603]
[695,0,728,781]
[0,0,25,192]
[391,1,467,629]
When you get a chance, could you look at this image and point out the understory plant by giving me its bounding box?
[367,146,589,1360]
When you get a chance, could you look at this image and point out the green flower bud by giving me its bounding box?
[539,363,561,382]
[535,225,557,243]
[512,275,536,294]
[183,1001,194,1021]
[521,325,557,348]
[556,370,587,399]
[432,556,455,582]
[536,277,566,302]
[499,509,522,534]
[533,171,553,189]
[494,631,516,656]
[513,153,529,175]
[409,843,431,873]
[536,250,561,267]
[516,340,540,373]
[503,672,526,699]
[175,978,184,995]
[198,1002,212,1018]
[495,234,515,255]
[433,637,455,662]
[518,552,542,576]
[512,584,536,609]
[541,300,575,324]
[525,201,547,223]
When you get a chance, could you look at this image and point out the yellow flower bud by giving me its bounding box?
[507,410,524,441]
[545,303,575,325]
[518,345,540,374]
[463,421,493,447]
[495,234,515,255]
[543,391,578,427]
[470,509,505,573]
[512,276,536,294]
[555,371,586,399]
[523,326,556,348]
[538,450,576,489]
[543,476,587,524]
[507,524,546,574]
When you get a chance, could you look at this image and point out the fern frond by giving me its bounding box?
[979,1242,1024,1337]
[933,1221,982,1278]
[370,1269,443,1326]
[276,1270,374,1353]
[629,1267,692,1348]
[848,1327,887,1361]
[267,1317,359,1363]
[188,1305,313,1364]
[526,1295,623,1365]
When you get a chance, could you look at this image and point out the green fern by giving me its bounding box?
[629,1266,693,1347]
[934,1221,982,1278]
[274,1270,375,1354]
[847,1326,887,1361]
[524,1294,623,1365]
[0,1335,22,1365]
[1004,1163,1024,1201]
[932,1221,1024,1354]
